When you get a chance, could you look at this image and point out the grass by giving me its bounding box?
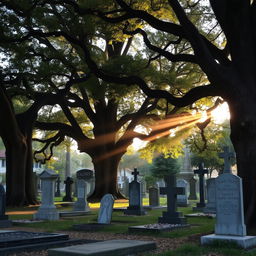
[5,199,256,255]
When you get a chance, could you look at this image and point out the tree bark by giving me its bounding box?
[229,97,256,230]
[87,154,125,202]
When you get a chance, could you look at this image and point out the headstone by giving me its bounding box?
[98,194,114,224]
[158,175,187,224]
[204,178,216,214]
[76,169,94,197]
[218,146,235,173]
[124,168,146,215]
[73,179,90,212]
[34,169,59,220]
[0,184,12,227]
[55,176,61,197]
[48,239,156,256]
[176,179,189,207]
[33,172,39,198]
[188,177,197,200]
[178,146,194,189]
[193,163,208,211]
[123,176,129,197]
[63,177,74,202]
[141,179,147,198]
[149,187,160,207]
[201,173,256,249]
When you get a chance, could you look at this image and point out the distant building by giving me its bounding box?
[0,150,44,174]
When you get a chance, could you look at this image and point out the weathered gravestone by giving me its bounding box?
[188,177,197,200]
[63,177,74,202]
[218,146,235,174]
[201,172,256,248]
[149,187,160,207]
[76,169,94,197]
[177,179,189,207]
[123,176,129,197]
[98,194,114,224]
[204,178,216,214]
[124,168,146,215]
[193,163,208,211]
[73,179,90,212]
[158,175,187,224]
[0,184,12,227]
[34,170,59,221]
[55,176,61,197]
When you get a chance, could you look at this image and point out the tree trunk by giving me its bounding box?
[87,154,125,202]
[229,98,256,231]
[5,137,28,206]
[24,134,38,204]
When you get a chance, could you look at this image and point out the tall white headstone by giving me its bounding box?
[215,173,246,236]
[201,173,256,248]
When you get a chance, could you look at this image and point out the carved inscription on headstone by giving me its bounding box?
[215,173,246,236]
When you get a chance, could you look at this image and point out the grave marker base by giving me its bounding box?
[48,239,156,256]
[0,230,87,254]
[129,223,190,234]
[201,234,256,249]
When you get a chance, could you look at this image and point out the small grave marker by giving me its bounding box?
[124,168,146,215]
[98,194,114,224]
[63,177,74,202]
[193,163,208,211]
[158,175,187,224]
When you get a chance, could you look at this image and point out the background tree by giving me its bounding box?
[73,0,256,228]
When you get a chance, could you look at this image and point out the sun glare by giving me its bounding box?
[211,102,230,124]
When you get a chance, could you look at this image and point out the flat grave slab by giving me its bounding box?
[185,213,215,218]
[0,231,68,248]
[48,239,156,256]
[201,234,256,249]
[73,223,111,231]
[0,230,90,255]
[129,223,190,234]
[59,211,91,217]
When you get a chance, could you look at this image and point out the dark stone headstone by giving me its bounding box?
[0,184,12,227]
[158,175,187,224]
[124,168,146,215]
[188,177,197,200]
[149,187,160,207]
[76,169,94,197]
[63,177,74,202]
[55,176,61,197]
[76,169,93,180]
[193,163,208,211]
[218,146,235,174]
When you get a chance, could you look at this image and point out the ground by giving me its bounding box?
[4,199,256,256]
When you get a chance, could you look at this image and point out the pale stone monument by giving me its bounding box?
[177,179,189,207]
[98,194,114,224]
[178,146,196,199]
[34,169,59,221]
[201,150,256,249]
[73,179,90,212]
[204,178,216,214]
